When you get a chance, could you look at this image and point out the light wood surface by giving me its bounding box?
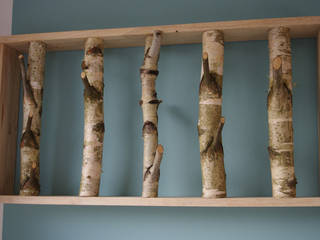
[0,16,319,53]
[318,31,320,190]
[0,44,20,194]
[0,196,320,207]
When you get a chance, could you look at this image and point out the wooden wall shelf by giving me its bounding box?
[0,16,319,53]
[0,196,320,207]
[0,16,319,207]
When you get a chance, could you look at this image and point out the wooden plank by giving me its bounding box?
[0,16,319,53]
[318,31,320,190]
[0,196,320,207]
[0,44,20,194]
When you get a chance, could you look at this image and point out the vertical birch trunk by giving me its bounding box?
[140,31,164,198]
[268,27,297,198]
[19,41,46,196]
[79,38,105,196]
[198,30,226,198]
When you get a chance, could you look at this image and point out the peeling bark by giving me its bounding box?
[79,38,105,197]
[198,30,226,198]
[140,31,164,198]
[19,41,46,196]
[268,27,296,198]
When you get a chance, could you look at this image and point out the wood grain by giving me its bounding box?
[318,31,320,189]
[0,44,20,194]
[0,16,319,53]
[0,196,319,207]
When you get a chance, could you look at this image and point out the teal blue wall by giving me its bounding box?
[4,0,320,239]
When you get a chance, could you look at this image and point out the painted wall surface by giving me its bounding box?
[0,0,12,36]
[4,0,320,239]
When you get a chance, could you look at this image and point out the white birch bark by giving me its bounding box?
[198,31,226,198]
[79,38,105,196]
[19,41,46,196]
[140,31,164,198]
[268,27,297,198]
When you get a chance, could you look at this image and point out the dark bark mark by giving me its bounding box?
[20,115,39,149]
[207,31,224,46]
[144,164,153,181]
[20,167,40,192]
[40,88,44,102]
[200,120,224,156]
[140,68,159,76]
[268,146,279,157]
[152,91,158,98]
[81,73,103,101]
[143,121,158,135]
[288,177,297,188]
[148,99,162,105]
[139,100,143,106]
[201,136,214,154]
[19,55,37,107]
[200,55,222,98]
[197,126,205,136]
[154,31,161,37]
[267,57,292,114]
[86,47,103,57]
[268,147,294,167]
[93,122,105,133]
[143,47,151,62]
[213,121,224,154]
[81,60,89,70]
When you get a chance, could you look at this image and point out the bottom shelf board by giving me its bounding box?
[0,196,320,207]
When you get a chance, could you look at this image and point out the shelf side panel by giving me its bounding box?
[0,44,20,194]
[318,31,320,191]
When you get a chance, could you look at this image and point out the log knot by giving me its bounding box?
[93,122,105,133]
[81,72,103,101]
[200,53,222,98]
[20,166,40,195]
[86,47,104,57]
[140,68,159,76]
[268,56,292,113]
[20,116,39,149]
[142,121,158,136]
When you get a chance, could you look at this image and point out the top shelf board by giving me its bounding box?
[0,16,320,53]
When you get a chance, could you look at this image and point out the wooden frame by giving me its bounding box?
[0,196,320,207]
[0,16,319,52]
[0,44,20,195]
[0,16,319,207]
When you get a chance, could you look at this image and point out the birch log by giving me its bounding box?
[79,38,105,196]
[268,27,297,198]
[140,31,164,198]
[198,30,226,198]
[19,41,46,196]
